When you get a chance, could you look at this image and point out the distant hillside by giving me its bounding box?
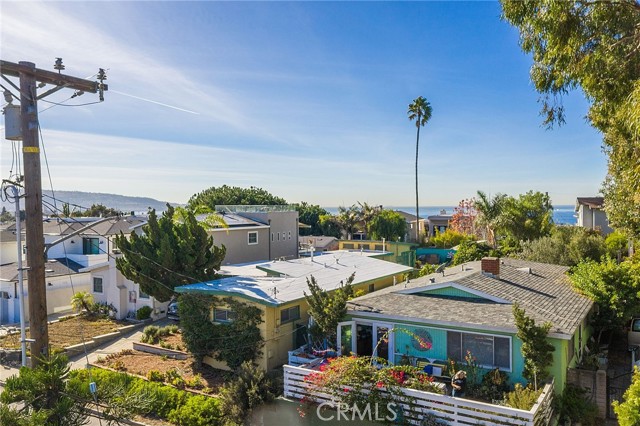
[1,190,181,215]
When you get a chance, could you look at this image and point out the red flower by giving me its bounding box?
[376,381,384,389]
[343,387,350,393]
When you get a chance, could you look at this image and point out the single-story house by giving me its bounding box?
[339,257,593,393]
[176,251,414,371]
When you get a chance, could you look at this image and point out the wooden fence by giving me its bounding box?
[284,364,555,426]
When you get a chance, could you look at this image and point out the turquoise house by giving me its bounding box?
[337,258,593,393]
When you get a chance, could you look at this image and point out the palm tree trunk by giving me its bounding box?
[415,123,421,243]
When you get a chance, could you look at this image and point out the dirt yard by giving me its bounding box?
[0,315,124,350]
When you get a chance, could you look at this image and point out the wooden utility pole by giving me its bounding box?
[1,60,106,367]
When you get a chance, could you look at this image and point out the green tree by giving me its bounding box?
[336,205,361,240]
[0,354,86,426]
[294,202,330,236]
[115,205,225,302]
[70,291,94,314]
[499,191,553,242]
[452,240,492,266]
[304,273,355,343]
[0,207,13,223]
[408,96,433,243]
[367,210,407,242]
[187,185,287,210]
[179,294,264,370]
[513,303,555,390]
[519,226,606,267]
[613,367,640,426]
[501,0,640,238]
[218,361,276,426]
[357,201,382,237]
[570,257,640,343]
[318,214,342,238]
[429,228,470,249]
[474,191,507,247]
[80,204,120,217]
[605,230,629,262]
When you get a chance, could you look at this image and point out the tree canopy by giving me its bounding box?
[115,205,225,302]
[501,0,640,237]
[513,303,555,390]
[519,226,606,267]
[304,273,355,344]
[499,190,553,242]
[187,185,287,210]
[367,209,407,242]
[408,96,433,243]
[294,202,330,236]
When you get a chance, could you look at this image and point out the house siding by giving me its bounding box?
[346,315,574,392]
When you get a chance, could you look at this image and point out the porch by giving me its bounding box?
[283,364,555,426]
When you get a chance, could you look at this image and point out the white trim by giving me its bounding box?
[247,231,259,245]
[373,322,394,362]
[79,261,110,272]
[397,281,511,304]
[210,225,269,232]
[337,320,356,355]
[347,309,573,340]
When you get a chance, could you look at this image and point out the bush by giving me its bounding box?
[136,306,153,320]
[91,301,118,317]
[556,384,600,426]
[141,326,160,344]
[167,395,221,426]
[218,361,276,425]
[613,367,640,426]
[477,368,510,402]
[503,383,541,410]
[147,370,164,382]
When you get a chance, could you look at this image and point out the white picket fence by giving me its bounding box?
[283,364,555,426]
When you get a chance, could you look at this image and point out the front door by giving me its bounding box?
[337,321,356,356]
[357,324,373,356]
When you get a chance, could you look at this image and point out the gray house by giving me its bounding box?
[575,197,613,235]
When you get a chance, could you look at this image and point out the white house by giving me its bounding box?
[575,197,613,235]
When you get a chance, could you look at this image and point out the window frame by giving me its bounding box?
[92,276,104,294]
[213,308,235,323]
[248,231,258,245]
[83,237,100,255]
[446,330,512,372]
[280,305,300,324]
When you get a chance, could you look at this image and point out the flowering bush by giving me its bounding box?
[301,356,444,423]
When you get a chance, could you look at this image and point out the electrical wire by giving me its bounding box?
[39,98,102,107]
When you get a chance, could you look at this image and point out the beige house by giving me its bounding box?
[212,205,299,265]
[176,250,413,371]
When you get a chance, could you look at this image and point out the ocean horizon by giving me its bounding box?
[322,205,577,225]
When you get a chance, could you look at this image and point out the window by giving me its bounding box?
[280,305,300,324]
[446,331,511,370]
[271,233,274,242]
[139,290,150,299]
[248,231,258,245]
[93,277,103,293]
[83,237,100,255]
[277,232,280,241]
[288,231,292,240]
[214,308,235,323]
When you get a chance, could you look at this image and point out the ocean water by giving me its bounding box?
[323,205,577,225]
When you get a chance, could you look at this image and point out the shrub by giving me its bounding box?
[218,361,276,425]
[556,384,600,426]
[186,374,205,390]
[477,368,510,402]
[147,370,164,382]
[91,301,118,317]
[167,395,221,426]
[141,326,160,344]
[613,367,640,426]
[503,383,541,410]
[136,306,153,320]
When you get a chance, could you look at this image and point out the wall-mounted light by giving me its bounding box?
[48,282,53,286]
[99,240,104,244]
[70,240,75,244]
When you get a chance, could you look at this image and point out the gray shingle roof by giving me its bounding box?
[0,258,85,282]
[348,259,592,338]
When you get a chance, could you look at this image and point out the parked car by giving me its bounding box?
[629,317,640,347]
[167,300,179,321]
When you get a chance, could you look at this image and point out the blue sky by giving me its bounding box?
[0,1,606,207]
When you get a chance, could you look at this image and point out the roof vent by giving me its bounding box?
[517,267,532,274]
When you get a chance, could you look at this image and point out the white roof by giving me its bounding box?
[177,251,413,306]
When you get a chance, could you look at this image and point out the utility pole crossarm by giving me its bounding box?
[0,60,107,94]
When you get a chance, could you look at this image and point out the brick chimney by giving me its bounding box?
[481,257,500,277]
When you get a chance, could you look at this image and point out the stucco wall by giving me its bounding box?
[210,227,270,265]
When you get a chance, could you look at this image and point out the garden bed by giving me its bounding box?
[0,315,128,350]
[95,349,227,394]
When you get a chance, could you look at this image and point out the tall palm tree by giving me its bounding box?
[408,96,433,243]
[475,190,507,248]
